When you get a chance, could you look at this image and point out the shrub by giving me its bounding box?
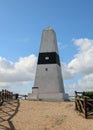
[82,91,93,99]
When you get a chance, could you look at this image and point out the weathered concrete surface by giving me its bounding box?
[29,27,68,101]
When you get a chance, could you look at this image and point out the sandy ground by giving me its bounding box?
[0,100,93,130]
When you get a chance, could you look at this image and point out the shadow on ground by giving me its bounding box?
[0,100,20,130]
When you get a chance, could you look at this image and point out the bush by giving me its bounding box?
[82,91,93,99]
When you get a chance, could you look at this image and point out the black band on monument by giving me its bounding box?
[37,52,60,66]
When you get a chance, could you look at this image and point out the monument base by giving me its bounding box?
[28,93,69,101]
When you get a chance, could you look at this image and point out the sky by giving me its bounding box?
[0,0,93,96]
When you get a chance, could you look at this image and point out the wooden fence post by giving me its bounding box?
[0,92,1,103]
[25,95,26,100]
[5,89,7,100]
[84,98,87,119]
[2,90,4,102]
[75,91,77,97]
[11,92,13,99]
[6,90,8,100]
[75,91,77,110]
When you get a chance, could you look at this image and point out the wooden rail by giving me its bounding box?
[75,91,93,119]
[0,89,13,106]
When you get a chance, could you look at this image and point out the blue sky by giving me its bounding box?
[0,0,93,95]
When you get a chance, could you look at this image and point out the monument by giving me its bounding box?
[28,27,68,101]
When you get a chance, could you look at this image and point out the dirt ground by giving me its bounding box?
[0,100,93,130]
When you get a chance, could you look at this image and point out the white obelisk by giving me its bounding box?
[30,27,68,101]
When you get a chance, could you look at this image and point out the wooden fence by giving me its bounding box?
[75,91,93,119]
[0,89,13,106]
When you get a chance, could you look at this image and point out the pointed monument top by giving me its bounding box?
[45,26,54,31]
[40,26,58,53]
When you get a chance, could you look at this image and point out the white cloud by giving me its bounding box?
[78,74,93,91]
[0,57,14,70]
[64,83,76,96]
[63,38,93,93]
[61,38,93,81]
[68,38,93,74]
[15,55,37,74]
[61,63,74,80]
[0,55,37,87]
[0,82,11,87]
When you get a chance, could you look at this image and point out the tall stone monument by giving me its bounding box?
[29,27,68,101]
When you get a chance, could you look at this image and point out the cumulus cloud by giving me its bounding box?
[60,38,93,80]
[0,57,14,70]
[68,38,93,74]
[78,74,93,91]
[61,62,74,80]
[0,55,37,87]
[64,38,93,92]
